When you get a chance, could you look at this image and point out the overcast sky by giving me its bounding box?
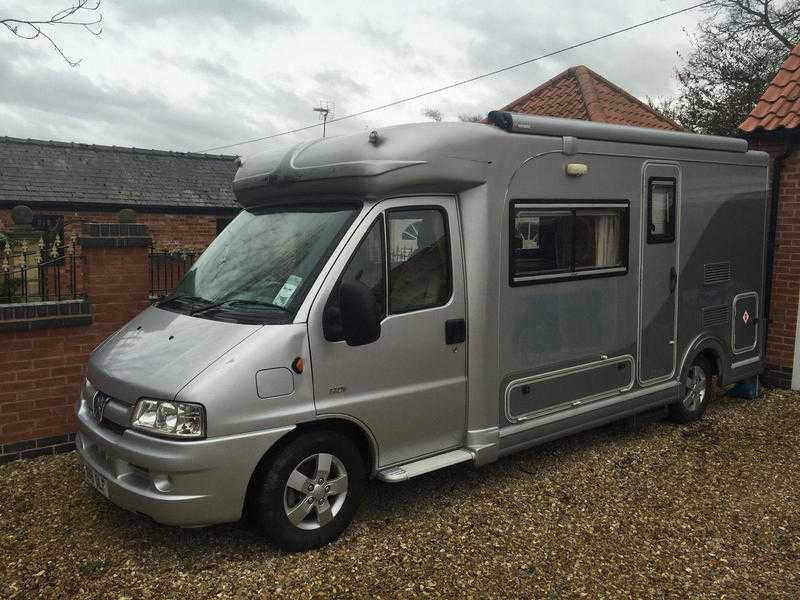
[0,1,703,157]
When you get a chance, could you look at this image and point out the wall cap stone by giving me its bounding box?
[0,299,91,332]
[78,222,152,248]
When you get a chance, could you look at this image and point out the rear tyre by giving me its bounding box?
[249,431,366,551]
[669,356,712,423]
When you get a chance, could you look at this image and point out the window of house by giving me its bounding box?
[647,178,676,243]
[387,208,451,313]
[510,202,628,284]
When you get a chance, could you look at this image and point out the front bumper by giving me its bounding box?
[76,399,293,527]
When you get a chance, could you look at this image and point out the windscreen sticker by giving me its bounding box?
[273,275,303,307]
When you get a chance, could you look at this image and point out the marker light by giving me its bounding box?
[292,356,305,374]
[566,163,588,177]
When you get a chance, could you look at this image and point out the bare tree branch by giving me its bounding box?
[1,0,103,67]
[669,0,800,135]
[458,113,484,122]
[422,107,444,122]
[706,0,797,48]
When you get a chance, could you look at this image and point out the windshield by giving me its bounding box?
[161,202,359,324]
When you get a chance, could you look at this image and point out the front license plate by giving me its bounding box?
[84,463,109,498]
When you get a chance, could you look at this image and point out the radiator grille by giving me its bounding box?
[702,305,730,328]
[704,261,732,285]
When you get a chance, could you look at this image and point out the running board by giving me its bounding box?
[377,449,474,483]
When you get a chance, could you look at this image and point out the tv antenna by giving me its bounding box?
[313,100,335,138]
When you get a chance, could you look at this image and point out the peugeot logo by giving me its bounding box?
[92,391,111,423]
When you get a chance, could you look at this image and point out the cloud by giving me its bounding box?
[314,70,369,98]
[0,58,271,150]
[355,20,414,57]
[114,0,305,33]
[0,1,695,153]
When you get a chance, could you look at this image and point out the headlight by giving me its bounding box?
[131,399,205,439]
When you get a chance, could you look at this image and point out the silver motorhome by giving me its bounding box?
[76,113,769,550]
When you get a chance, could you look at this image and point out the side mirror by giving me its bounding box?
[339,281,381,346]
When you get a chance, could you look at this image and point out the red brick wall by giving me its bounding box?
[0,231,153,458]
[750,137,800,387]
[0,207,235,251]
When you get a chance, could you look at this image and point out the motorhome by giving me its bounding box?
[76,113,769,550]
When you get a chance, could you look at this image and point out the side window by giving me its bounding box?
[511,210,573,276]
[387,208,452,313]
[648,178,676,243]
[510,202,628,284]
[323,218,386,341]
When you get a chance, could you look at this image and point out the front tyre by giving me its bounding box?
[669,356,712,423]
[250,431,366,551]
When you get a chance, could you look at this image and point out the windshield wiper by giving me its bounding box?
[190,299,290,316]
[157,294,211,308]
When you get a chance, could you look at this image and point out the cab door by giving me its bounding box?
[308,196,467,467]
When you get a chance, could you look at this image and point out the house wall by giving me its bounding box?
[0,207,238,251]
[749,137,800,388]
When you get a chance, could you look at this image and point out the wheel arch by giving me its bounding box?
[248,414,378,481]
[242,415,378,522]
[300,415,379,475]
[679,334,728,383]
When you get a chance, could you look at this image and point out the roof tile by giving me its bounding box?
[0,137,239,210]
[740,43,800,133]
[499,65,683,131]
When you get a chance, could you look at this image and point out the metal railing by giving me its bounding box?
[149,248,197,299]
[1,238,81,304]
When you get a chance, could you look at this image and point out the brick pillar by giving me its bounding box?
[0,219,155,462]
[78,221,153,339]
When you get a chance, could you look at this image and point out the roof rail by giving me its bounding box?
[486,111,749,154]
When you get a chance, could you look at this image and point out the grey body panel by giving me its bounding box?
[306,196,467,468]
[76,403,293,526]
[78,116,769,527]
[87,306,261,404]
[505,355,635,421]
[87,307,316,438]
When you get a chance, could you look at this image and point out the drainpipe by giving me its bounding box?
[763,132,796,343]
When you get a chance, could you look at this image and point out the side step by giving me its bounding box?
[377,449,474,483]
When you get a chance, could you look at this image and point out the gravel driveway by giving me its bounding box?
[2,389,799,599]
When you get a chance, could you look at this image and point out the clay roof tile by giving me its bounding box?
[740,42,800,133]
[499,65,683,131]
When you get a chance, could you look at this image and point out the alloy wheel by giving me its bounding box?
[283,453,349,530]
[683,365,707,412]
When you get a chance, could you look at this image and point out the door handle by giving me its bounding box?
[669,266,677,293]
[445,319,466,345]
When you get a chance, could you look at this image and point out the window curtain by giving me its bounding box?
[594,214,620,267]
